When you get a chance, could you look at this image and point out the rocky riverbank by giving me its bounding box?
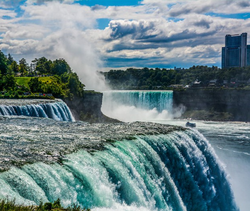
[179,110,233,121]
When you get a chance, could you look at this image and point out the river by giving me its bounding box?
[0,93,247,210]
[155,120,250,211]
[102,90,250,211]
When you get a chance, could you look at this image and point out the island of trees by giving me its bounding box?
[0,50,84,99]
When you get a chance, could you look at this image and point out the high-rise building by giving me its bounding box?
[247,45,250,66]
[222,33,250,68]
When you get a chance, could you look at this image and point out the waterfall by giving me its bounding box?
[102,91,178,122]
[0,129,238,211]
[0,101,74,122]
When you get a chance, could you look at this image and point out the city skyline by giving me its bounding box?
[0,0,250,71]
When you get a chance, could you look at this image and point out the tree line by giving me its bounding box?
[0,50,85,98]
[102,65,250,90]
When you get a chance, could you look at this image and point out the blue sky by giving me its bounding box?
[0,0,250,75]
[78,0,140,6]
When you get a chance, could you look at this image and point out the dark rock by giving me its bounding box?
[63,92,120,123]
[173,88,250,121]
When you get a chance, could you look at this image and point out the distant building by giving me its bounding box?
[248,45,250,66]
[222,33,250,68]
[208,79,218,87]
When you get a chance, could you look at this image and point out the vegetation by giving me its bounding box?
[0,50,85,99]
[102,65,250,90]
[16,77,32,88]
[0,199,90,211]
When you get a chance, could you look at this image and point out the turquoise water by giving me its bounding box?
[0,100,74,121]
[102,91,173,112]
[102,91,180,121]
[155,120,250,211]
[0,118,238,211]
[0,92,244,210]
[102,90,249,210]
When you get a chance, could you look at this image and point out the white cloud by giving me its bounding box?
[94,13,249,67]
[26,0,75,4]
[21,2,96,29]
[141,0,250,15]
[0,9,17,18]
[0,1,107,90]
[1,0,250,72]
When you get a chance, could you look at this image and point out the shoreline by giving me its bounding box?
[179,110,234,122]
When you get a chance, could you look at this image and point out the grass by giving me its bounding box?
[15,77,53,89]
[38,77,54,84]
[15,77,32,88]
[0,199,90,211]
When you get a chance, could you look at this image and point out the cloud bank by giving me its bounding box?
[0,0,250,77]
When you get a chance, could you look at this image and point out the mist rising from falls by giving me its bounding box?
[101,91,184,122]
[0,127,238,211]
[0,101,74,122]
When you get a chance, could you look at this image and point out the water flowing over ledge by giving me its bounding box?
[101,91,177,122]
[0,118,239,211]
[0,118,182,171]
[0,99,74,122]
[102,91,173,112]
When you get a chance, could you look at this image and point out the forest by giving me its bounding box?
[102,65,250,90]
[0,50,85,99]
[2,48,250,95]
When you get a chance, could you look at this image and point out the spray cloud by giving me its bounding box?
[19,1,108,91]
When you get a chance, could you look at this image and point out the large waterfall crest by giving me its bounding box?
[0,128,238,211]
[0,101,74,122]
[102,91,179,122]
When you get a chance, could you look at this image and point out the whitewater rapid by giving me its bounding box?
[0,99,74,121]
[0,92,242,210]
[101,90,249,210]
[101,91,184,121]
[155,119,250,211]
[0,118,239,211]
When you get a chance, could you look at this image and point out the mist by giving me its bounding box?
[52,30,108,91]
[101,91,185,122]
[18,2,109,91]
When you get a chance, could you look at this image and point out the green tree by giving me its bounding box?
[34,57,52,74]
[19,58,29,76]
[51,59,71,75]
[175,73,181,84]
[3,74,16,90]
[28,77,43,93]
[9,61,19,74]
[7,53,14,66]
[0,51,8,75]
[67,73,84,97]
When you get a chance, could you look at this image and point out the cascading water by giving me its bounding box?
[101,91,183,122]
[0,118,239,211]
[103,91,173,112]
[0,100,74,122]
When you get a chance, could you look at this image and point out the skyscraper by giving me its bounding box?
[222,33,250,68]
[247,45,250,66]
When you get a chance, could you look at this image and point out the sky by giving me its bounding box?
[0,0,250,74]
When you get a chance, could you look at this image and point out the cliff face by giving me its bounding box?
[173,89,250,121]
[64,93,119,123]
[64,89,250,122]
